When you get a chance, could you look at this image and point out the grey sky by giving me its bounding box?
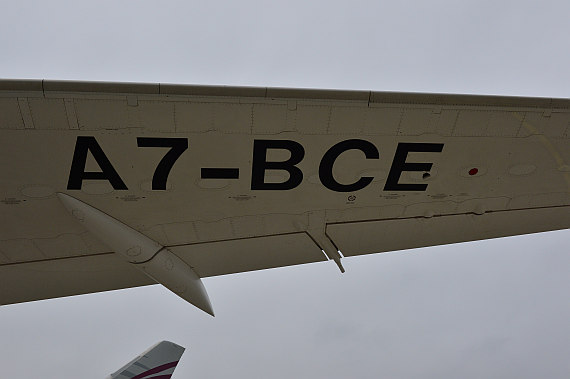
[0,1,568,378]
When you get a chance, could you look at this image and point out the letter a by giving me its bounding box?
[67,136,128,190]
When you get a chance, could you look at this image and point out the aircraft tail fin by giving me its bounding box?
[107,341,185,379]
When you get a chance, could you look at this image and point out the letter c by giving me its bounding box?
[319,139,379,192]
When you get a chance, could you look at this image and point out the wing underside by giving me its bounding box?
[0,79,568,306]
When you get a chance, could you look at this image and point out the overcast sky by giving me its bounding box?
[0,1,569,378]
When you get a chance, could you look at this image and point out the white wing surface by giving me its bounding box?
[0,80,568,312]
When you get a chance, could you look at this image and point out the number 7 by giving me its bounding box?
[137,138,188,190]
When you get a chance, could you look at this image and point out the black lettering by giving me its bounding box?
[137,137,188,190]
[67,136,127,190]
[251,140,304,190]
[201,168,239,179]
[383,143,444,191]
[319,139,379,192]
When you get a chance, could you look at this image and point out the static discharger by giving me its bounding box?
[57,193,214,316]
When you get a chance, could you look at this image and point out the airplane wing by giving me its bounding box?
[106,340,185,379]
[1,80,568,313]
